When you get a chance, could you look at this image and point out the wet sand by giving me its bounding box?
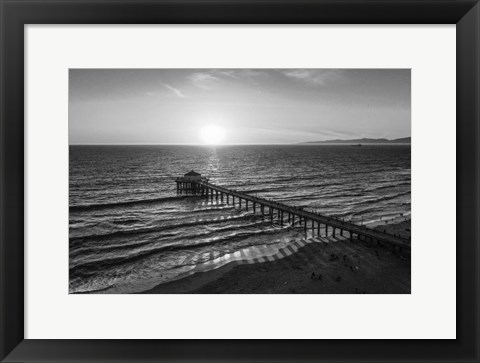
[143,220,411,294]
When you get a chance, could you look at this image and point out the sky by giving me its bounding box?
[69,69,411,145]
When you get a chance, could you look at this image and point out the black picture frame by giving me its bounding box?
[1,1,479,362]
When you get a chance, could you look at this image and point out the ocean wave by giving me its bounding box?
[364,182,411,192]
[69,195,188,212]
[69,215,286,260]
[69,217,267,257]
[69,226,288,278]
[110,218,140,225]
[361,190,411,204]
[69,212,256,247]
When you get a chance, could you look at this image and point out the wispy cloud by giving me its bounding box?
[189,72,220,90]
[282,69,343,86]
[162,83,185,98]
[189,69,267,90]
[214,69,265,80]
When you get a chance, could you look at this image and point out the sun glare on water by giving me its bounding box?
[199,125,226,145]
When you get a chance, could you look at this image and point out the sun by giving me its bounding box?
[199,125,226,145]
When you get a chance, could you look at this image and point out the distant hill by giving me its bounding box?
[301,137,411,144]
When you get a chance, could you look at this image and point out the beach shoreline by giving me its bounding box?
[142,220,411,294]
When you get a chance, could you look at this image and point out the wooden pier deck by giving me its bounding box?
[176,174,410,250]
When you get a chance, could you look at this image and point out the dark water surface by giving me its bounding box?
[69,145,410,293]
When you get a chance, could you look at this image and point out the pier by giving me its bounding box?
[176,171,410,250]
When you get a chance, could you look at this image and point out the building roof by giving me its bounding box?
[184,170,201,176]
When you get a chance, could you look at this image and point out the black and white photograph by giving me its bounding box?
[69,68,411,294]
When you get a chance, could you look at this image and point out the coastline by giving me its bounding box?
[142,220,411,294]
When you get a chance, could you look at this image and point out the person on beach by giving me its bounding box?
[311,272,316,280]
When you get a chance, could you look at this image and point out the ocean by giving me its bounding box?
[69,145,411,293]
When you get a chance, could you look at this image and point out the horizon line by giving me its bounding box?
[69,136,411,146]
[69,143,297,146]
[69,142,411,146]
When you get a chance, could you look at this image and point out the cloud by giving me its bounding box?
[214,69,264,80]
[162,83,185,98]
[189,69,267,90]
[213,70,240,79]
[189,72,220,90]
[282,69,343,86]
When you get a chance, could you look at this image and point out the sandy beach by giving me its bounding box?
[143,220,411,294]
